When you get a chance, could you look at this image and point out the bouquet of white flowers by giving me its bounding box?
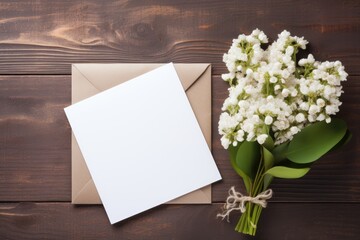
[217,29,351,236]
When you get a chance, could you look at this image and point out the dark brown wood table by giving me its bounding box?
[0,1,359,239]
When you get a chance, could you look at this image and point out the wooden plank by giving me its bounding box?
[0,202,359,239]
[0,0,359,75]
[0,75,359,202]
[0,76,71,201]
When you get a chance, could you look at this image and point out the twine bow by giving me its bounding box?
[217,186,273,222]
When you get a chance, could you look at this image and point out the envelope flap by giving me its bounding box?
[72,178,101,204]
[72,133,102,204]
[167,185,211,204]
[72,63,210,92]
[72,65,100,103]
[173,64,210,90]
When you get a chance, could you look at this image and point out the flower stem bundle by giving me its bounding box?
[218,29,351,236]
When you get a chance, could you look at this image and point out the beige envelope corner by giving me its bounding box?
[71,63,213,204]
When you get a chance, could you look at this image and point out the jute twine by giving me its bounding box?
[217,186,273,224]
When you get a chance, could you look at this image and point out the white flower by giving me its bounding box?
[247,132,255,141]
[308,114,316,122]
[316,113,326,121]
[282,70,290,78]
[218,112,238,134]
[325,105,338,115]
[218,29,347,148]
[291,89,298,97]
[236,130,245,142]
[300,84,309,94]
[221,136,231,149]
[297,38,308,49]
[252,115,261,123]
[307,54,315,63]
[309,105,320,115]
[282,55,291,64]
[286,46,294,56]
[238,53,248,61]
[270,76,277,83]
[252,29,260,35]
[257,134,268,145]
[258,32,268,43]
[238,100,249,108]
[316,98,326,107]
[246,68,254,76]
[281,89,290,97]
[290,126,300,134]
[295,113,305,123]
[298,59,307,66]
[279,30,290,38]
[264,116,273,125]
[300,102,309,111]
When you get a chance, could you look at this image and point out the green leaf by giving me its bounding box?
[286,118,347,164]
[330,129,352,152]
[279,159,313,169]
[263,174,273,191]
[265,166,310,179]
[236,141,261,180]
[262,146,274,171]
[263,134,274,151]
[228,145,252,193]
[273,141,289,164]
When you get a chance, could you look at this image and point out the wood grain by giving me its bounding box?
[0,0,359,75]
[0,202,359,240]
[0,76,71,201]
[0,1,359,238]
[0,75,359,202]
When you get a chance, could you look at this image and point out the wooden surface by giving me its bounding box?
[0,203,359,240]
[0,0,359,239]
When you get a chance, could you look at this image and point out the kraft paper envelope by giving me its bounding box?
[66,63,221,224]
[71,63,214,204]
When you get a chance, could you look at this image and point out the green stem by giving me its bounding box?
[235,153,267,236]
